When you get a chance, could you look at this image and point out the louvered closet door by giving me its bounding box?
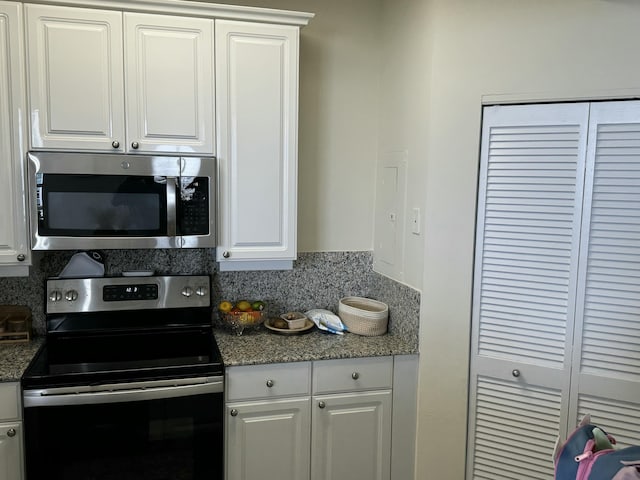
[467,103,589,480]
[569,101,640,447]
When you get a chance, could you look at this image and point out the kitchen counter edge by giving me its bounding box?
[0,329,418,382]
[214,327,418,366]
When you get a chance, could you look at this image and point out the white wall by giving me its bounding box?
[389,0,640,478]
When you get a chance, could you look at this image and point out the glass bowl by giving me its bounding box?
[220,310,266,335]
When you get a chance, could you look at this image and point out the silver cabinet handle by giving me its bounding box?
[351,372,360,380]
[266,379,274,388]
[512,369,521,378]
[230,409,238,417]
[17,254,25,262]
[131,141,139,149]
[318,401,326,409]
[6,428,16,438]
[111,140,120,149]
[223,251,230,259]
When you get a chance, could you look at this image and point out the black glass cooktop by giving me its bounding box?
[22,325,223,389]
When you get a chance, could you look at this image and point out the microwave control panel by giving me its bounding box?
[178,177,210,235]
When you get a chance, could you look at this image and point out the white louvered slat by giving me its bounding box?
[577,395,640,448]
[470,376,561,480]
[476,119,583,367]
[468,103,587,480]
[578,117,640,382]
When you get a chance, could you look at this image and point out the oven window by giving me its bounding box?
[39,174,167,236]
[24,393,223,480]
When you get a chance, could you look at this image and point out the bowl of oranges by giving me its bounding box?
[218,299,266,335]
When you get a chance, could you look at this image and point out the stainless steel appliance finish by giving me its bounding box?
[22,274,224,480]
[28,151,216,250]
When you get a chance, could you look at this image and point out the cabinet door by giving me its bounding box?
[0,2,29,275]
[124,13,214,154]
[468,103,590,479]
[569,100,640,446]
[0,423,23,480]
[25,4,125,152]
[311,390,392,480]
[216,20,299,269]
[226,398,310,480]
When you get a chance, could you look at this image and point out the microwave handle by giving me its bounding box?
[167,177,177,237]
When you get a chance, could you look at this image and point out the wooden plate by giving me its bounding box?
[264,317,315,335]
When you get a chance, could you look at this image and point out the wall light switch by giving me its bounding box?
[411,207,421,235]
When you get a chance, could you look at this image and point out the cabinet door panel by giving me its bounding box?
[216,20,298,265]
[311,391,391,480]
[226,398,310,480]
[124,13,214,154]
[0,423,22,480]
[0,2,29,274]
[26,5,124,151]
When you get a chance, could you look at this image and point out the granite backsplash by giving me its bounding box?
[0,250,420,349]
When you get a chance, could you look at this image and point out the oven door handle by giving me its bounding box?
[23,376,223,408]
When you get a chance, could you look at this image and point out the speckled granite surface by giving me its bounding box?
[0,338,43,382]
[0,251,420,343]
[0,251,420,378]
[213,328,416,366]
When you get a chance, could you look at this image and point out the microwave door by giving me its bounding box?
[31,172,179,250]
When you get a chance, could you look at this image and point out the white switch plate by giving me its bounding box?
[411,207,421,235]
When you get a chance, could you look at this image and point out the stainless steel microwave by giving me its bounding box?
[27,152,216,250]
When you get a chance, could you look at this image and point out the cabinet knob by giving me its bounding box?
[222,251,230,259]
[111,140,120,149]
[351,372,360,380]
[230,409,238,417]
[266,379,274,388]
[512,369,521,378]
[17,254,25,262]
[131,141,139,149]
[6,428,16,438]
[318,401,326,409]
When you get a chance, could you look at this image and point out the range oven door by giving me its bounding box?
[23,377,224,480]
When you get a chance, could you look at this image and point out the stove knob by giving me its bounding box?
[65,290,79,302]
[196,286,208,297]
[49,290,62,302]
[181,286,193,298]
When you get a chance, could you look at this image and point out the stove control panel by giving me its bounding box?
[46,275,211,314]
[103,284,158,302]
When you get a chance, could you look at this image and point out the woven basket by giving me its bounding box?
[338,297,388,336]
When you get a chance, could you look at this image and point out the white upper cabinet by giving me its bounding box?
[215,20,299,270]
[0,1,30,276]
[124,13,214,154]
[25,4,125,152]
[25,4,214,154]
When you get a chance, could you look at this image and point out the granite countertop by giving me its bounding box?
[0,327,418,382]
[0,337,44,382]
[214,327,417,367]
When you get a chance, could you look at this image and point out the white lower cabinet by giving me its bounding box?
[0,383,23,480]
[225,357,394,480]
[311,391,392,480]
[0,422,22,480]
[226,398,311,480]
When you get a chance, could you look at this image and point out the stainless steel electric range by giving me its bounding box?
[21,274,224,480]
